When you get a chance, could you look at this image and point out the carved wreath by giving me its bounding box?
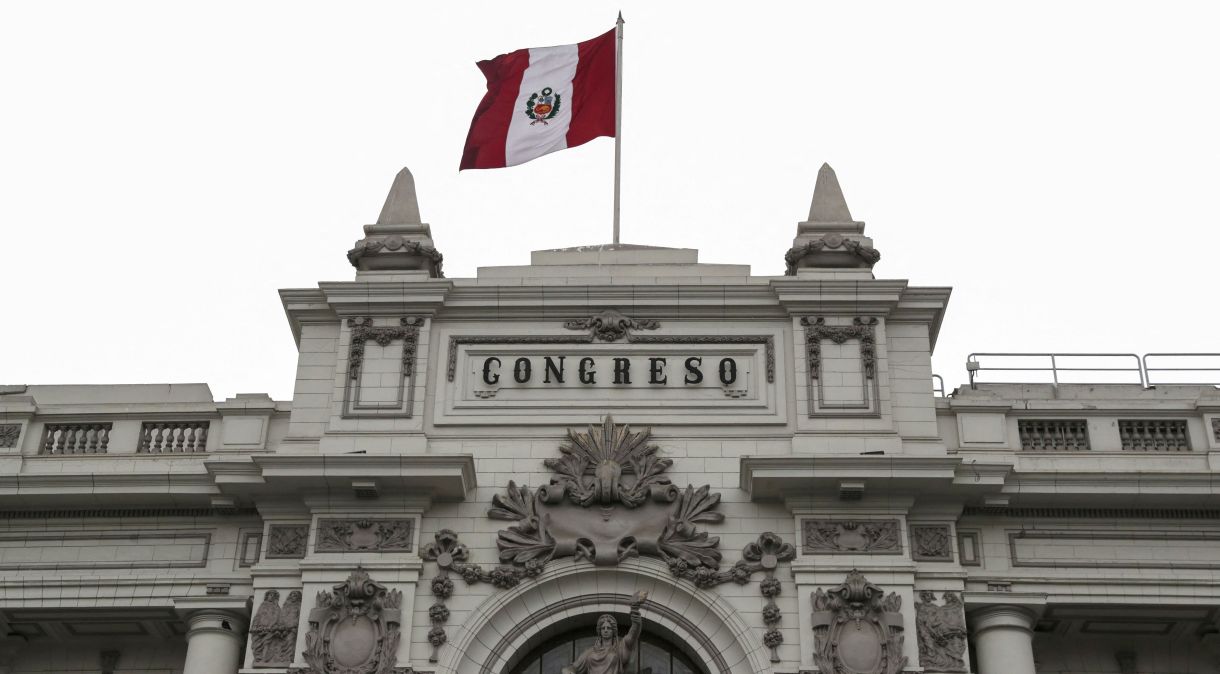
[784,234,881,275]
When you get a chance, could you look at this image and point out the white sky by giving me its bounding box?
[2,2,1217,401]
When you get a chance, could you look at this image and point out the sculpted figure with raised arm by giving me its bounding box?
[562,591,648,674]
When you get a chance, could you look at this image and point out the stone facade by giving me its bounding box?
[2,165,1220,674]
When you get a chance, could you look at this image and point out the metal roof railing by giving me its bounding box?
[1143,353,1220,386]
[967,352,1220,389]
[966,353,1146,388]
[932,374,946,397]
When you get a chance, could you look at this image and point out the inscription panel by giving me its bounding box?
[437,332,786,425]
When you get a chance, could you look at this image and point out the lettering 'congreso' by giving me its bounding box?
[3,165,1219,674]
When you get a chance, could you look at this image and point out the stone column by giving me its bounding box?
[182,611,246,674]
[969,605,1038,674]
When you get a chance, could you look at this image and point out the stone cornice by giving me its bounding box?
[741,455,1012,500]
[278,288,339,345]
[205,453,476,501]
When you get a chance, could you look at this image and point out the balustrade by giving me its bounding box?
[1119,419,1191,451]
[138,421,210,453]
[1018,419,1090,451]
[39,423,112,454]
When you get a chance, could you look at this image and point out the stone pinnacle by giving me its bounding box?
[376,167,422,225]
[807,163,854,223]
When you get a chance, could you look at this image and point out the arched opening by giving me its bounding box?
[439,558,768,674]
[507,621,709,674]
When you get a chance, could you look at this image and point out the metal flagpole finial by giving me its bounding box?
[617,11,624,24]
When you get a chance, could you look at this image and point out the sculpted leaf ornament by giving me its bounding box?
[542,417,675,508]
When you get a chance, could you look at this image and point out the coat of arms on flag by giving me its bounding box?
[525,88,561,125]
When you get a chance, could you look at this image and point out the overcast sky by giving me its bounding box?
[2,1,1217,401]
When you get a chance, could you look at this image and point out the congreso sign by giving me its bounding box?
[3,165,1220,674]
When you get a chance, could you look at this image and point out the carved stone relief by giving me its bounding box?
[1213,418,1220,443]
[266,525,309,559]
[251,589,302,668]
[417,418,799,665]
[812,570,907,674]
[297,569,402,674]
[802,520,901,554]
[0,424,20,448]
[564,310,660,342]
[910,525,954,562]
[914,591,967,672]
[315,519,414,553]
[490,417,723,569]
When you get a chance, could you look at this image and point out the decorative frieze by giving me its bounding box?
[251,589,302,668]
[0,424,20,448]
[909,524,954,561]
[802,520,901,554]
[563,309,659,341]
[266,525,309,559]
[915,591,967,672]
[1119,419,1191,451]
[138,421,209,453]
[1018,419,1089,451]
[811,570,907,674]
[39,422,111,454]
[315,518,414,553]
[297,569,402,674]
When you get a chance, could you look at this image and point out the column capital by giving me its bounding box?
[968,604,1040,636]
[173,597,250,636]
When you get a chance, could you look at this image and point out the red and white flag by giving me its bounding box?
[460,29,616,170]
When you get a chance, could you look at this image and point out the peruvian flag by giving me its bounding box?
[460,28,616,170]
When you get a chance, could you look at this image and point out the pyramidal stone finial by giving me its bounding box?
[807,163,854,223]
[784,162,878,276]
[376,167,422,225]
[347,166,443,277]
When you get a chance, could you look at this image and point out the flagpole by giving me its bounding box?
[613,12,624,245]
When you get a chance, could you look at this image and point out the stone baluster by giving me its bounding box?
[969,605,1038,674]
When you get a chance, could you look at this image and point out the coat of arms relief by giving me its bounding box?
[421,417,798,663]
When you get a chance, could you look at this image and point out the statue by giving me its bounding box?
[561,591,648,674]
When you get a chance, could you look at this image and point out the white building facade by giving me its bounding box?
[2,166,1219,674]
